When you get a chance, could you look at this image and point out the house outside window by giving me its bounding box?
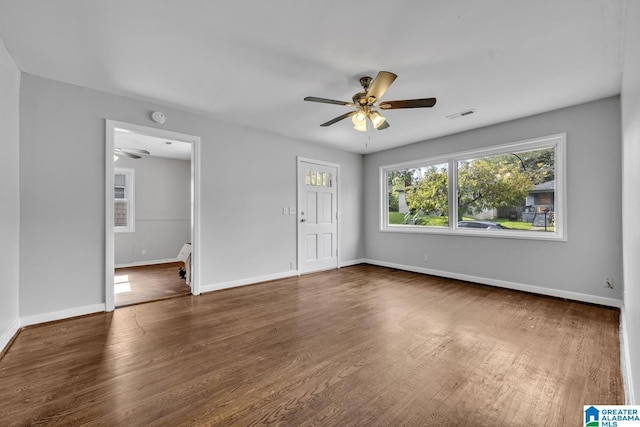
[381,133,566,240]
[114,167,135,233]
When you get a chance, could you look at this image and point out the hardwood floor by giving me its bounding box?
[114,262,191,307]
[0,265,623,425]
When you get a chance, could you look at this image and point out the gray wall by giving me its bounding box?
[364,97,623,302]
[19,74,364,317]
[114,155,191,266]
[0,37,20,345]
[622,0,640,404]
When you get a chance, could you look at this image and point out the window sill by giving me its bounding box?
[380,225,566,242]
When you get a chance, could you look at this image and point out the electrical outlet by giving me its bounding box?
[423,254,429,262]
[290,262,295,270]
[141,249,147,256]
[604,277,614,289]
[282,207,289,215]
[289,207,296,215]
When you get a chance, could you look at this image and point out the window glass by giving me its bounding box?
[306,169,332,187]
[114,168,134,233]
[387,163,448,227]
[381,134,564,240]
[456,147,555,233]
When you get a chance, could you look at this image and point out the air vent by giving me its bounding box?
[446,109,476,120]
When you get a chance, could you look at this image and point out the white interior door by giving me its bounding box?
[298,160,338,274]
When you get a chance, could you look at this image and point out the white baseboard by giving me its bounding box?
[620,307,636,404]
[363,259,623,308]
[201,270,299,294]
[20,304,105,328]
[0,318,21,355]
[115,258,180,269]
[340,258,366,268]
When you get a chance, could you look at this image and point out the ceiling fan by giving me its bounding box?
[113,147,150,159]
[304,71,436,132]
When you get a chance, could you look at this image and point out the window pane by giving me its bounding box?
[114,200,128,227]
[457,147,555,232]
[114,174,126,187]
[387,163,448,227]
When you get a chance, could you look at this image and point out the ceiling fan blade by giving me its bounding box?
[376,120,390,130]
[366,71,397,103]
[304,96,354,107]
[320,111,357,127]
[114,151,142,159]
[121,148,150,155]
[379,98,437,109]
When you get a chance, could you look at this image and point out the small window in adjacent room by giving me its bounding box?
[114,167,135,233]
[381,133,566,240]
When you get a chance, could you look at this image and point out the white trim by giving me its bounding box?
[363,258,623,308]
[20,304,105,328]
[0,318,21,354]
[200,270,299,294]
[620,307,636,404]
[191,137,201,296]
[105,122,116,311]
[115,258,180,269]
[296,157,341,274]
[340,258,366,268]
[105,120,201,310]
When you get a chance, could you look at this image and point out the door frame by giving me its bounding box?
[296,156,340,274]
[105,120,202,311]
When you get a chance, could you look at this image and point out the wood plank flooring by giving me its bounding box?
[0,265,623,426]
[114,262,191,307]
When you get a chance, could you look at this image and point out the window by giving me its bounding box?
[306,169,333,187]
[381,134,566,240]
[114,167,135,233]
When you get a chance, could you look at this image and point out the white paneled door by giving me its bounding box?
[298,160,338,274]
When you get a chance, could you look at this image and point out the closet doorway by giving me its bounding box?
[105,120,201,311]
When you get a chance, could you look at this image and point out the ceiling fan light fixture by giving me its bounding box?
[369,111,386,129]
[352,111,366,123]
[353,119,367,132]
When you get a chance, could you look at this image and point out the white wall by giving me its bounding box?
[364,97,623,305]
[18,74,364,317]
[114,155,190,266]
[621,0,640,404]
[0,37,20,349]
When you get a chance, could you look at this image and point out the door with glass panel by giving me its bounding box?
[298,161,338,273]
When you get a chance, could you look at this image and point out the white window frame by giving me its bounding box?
[114,167,135,233]
[380,133,567,241]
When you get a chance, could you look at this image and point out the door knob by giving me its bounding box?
[300,218,306,222]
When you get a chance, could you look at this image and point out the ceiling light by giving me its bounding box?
[352,110,367,132]
[369,111,386,129]
[353,120,367,132]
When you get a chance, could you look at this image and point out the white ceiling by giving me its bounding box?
[115,129,191,161]
[0,1,625,154]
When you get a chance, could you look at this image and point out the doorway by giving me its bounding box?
[297,157,339,274]
[105,120,201,311]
